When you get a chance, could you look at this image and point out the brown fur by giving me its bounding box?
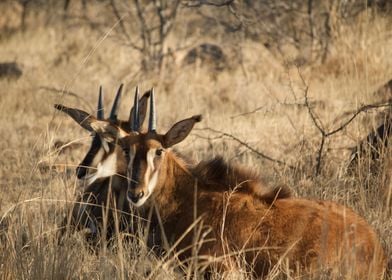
[143,151,386,278]
[192,156,291,203]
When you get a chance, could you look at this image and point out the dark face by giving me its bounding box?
[76,134,103,179]
[76,135,130,188]
[76,121,130,180]
[122,134,166,207]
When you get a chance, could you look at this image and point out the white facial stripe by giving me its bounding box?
[86,152,118,185]
[79,146,104,183]
[132,171,158,207]
[147,170,159,197]
[127,149,136,181]
[146,148,156,173]
[90,147,105,168]
[101,138,110,153]
[129,148,159,207]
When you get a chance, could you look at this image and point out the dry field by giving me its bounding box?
[0,2,391,279]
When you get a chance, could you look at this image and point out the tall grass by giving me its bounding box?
[0,4,391,279]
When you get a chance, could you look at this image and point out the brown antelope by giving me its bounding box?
[55,92,386,278]
[56,85,150,241]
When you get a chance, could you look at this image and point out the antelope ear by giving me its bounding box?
[90,121,129,143]
[162,115,202,148]
[55,104,96,132]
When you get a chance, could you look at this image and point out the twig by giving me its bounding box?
[182,0,234,7]
[183,0,247,29]
[326,102,392,136]
[38,86,93,112]
[230,105,266,119]
[331,100,391,124]
[299,66,392,176]
[195,127,294,169]
[302,79,324,136]
[110,0,129,41]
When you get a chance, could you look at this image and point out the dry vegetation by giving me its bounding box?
[0,0,391,279]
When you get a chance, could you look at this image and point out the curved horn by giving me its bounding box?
[131,86,140,131]
[109,83,123,121]
[97,85,104,120]
[148,88,156,132]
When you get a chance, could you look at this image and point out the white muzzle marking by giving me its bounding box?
[128,148,159,207]
[85,151,118,185]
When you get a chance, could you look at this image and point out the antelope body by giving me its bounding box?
[121,142,386,278]
[55,90,386,278]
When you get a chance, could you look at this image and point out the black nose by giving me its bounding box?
[129,191,144,203]
[76,167,86,179]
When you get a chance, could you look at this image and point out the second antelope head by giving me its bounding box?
[75,84,123,180]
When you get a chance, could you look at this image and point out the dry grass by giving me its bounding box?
[0,4,391,279]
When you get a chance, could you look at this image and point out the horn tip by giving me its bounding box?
[144,90,152,98]
[118,83,124,92]
[193,115,202,122]
[54,104,64,111]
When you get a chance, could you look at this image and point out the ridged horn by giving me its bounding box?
[148,88,156,132]
[109,83,123,121]
[131,86,140,131]
[97,85,104,120]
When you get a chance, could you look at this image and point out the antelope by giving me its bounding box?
[56,85,150,241]
[55,93,386,278]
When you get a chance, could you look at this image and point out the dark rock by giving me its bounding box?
[183,43,228,72]
[0,62,22,80]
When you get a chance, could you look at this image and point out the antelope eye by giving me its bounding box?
[155,148,164,156]
[123,149,130,157]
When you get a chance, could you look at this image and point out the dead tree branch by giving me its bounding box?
[183,0,246,29]
[182,0,234,7]
[109,0,180,72]
[299,67,392,176]
[38,86,93,111]
[327,103,392,136]
[230,105,266,119]
[195,127,294,169]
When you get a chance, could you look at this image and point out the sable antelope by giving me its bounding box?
[56,93,386,278]
[56,85,150,241]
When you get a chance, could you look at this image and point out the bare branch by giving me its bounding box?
[315,135,325,176]
[38,86,93,112]
[298,66,392,176]
[326,102,392,137]
[182,0,234,7]
[195,127,294,169]
[110,0,130,41]
[230,105,266,119]
[304,85,326,136]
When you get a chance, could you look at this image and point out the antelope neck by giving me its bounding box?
[151,152,194,219]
